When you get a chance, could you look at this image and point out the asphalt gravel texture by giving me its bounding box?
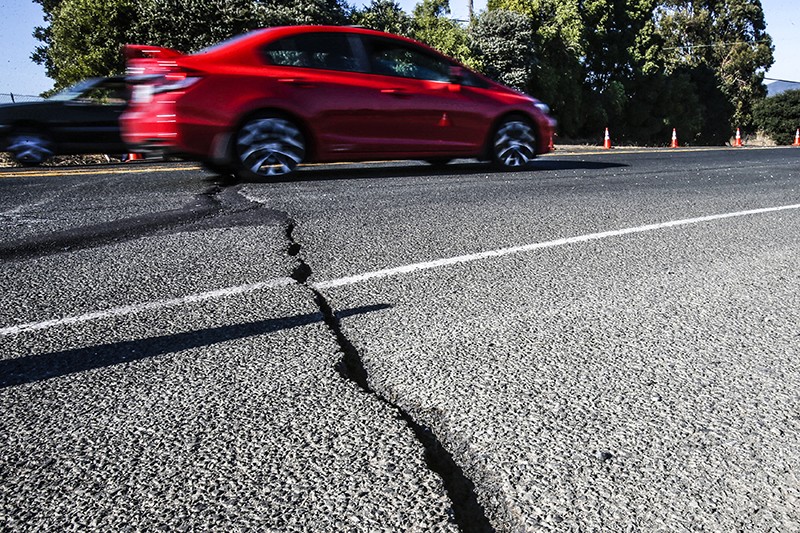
[1,148,799,531]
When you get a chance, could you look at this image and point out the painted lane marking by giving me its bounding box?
[313,203,800,289]
[0,165,202,179]
[0,160,407,179]
[3,145,776,178]
[2,202,799,337]
[0,278,295,337]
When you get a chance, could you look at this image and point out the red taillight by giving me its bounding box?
[154,72,201,95]
[127,70,201,103]
[124,44,183,60]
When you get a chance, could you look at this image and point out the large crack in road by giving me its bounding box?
[3,180,496,529]
[284,220,495,532]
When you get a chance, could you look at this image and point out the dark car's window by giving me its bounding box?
[262,33,361,72]
[48,78,128,104]
[365,38,450,82]
[79,83,128,105]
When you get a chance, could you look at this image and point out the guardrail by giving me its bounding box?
[0,93,45,104]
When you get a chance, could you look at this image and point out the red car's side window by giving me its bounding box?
[261,33,363,73]
[364,38,451,82]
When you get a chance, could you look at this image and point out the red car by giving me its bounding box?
[121,26,556,179]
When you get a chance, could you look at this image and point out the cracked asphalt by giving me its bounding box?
[1,148,799,532]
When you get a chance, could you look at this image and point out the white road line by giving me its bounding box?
[313,203,800,288]
[2,203,799,337]
[0,278,295,337]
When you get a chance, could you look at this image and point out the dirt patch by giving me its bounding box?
[0,153,131,168]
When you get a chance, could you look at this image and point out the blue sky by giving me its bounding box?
[0,0,797,95]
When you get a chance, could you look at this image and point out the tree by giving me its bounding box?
[31,0,65,85]
[468,9,535,91]
[133,0,264,53]
[753,90,800,145]
[32,0,351,88]
[485,0,591,137]
[39,0,137,89]
[655,0,774,129]
[134,0,350,53]
[411,0,470,63]
[351,0,413,37]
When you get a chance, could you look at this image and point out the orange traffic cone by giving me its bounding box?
[670,128,679,148]
[549,133,556,151]
[734,128,743,147]
[793,129,800,147]
[125,153,142,162]
[603,128,612,149]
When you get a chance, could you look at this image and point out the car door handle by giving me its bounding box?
[380,88,412,98]
[278,78,315,88]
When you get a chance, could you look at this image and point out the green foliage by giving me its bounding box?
[44,0,137,89]
[753,90,800,145]
[133,0,263,53]
[655,0,774,129]
[483,0,592,137]
[32,0,350,87]
[467,9,534,91]
[410,0,470,63]
[351,0,413,36]
[133,0,349,53]
[29,0,775,145]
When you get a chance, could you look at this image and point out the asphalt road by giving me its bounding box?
[1,147,799,532]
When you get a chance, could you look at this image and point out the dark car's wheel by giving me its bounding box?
[233,115,305,180]
[492,117,536,170]
[7,129,53,166]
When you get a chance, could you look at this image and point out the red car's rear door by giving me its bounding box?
[260,32,394,158]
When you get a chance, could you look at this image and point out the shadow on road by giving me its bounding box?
[0,303,391,388]
[207,159,628,185]
[0,186,288,262]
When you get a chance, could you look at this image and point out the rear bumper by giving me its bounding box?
[121,107,222,160]
[120,108,178,150]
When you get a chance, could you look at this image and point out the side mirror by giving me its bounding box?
[449,66,465,85]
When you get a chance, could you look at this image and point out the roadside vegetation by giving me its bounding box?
[753,90,800,145]
[31,0,787,145]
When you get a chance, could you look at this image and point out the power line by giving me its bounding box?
[764,77,800,84]
[662,40,771,51]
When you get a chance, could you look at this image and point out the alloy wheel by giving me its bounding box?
[8,131,53,166]
[235,117,305,178]
[493,120,536,169]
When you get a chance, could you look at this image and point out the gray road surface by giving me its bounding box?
[1,147,799,531]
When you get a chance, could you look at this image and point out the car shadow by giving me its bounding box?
[0,303,391,389]
[207,159,628,185]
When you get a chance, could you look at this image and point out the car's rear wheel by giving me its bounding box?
[7,128,53,166]
[233,115,305,180]
[492,117,536,170]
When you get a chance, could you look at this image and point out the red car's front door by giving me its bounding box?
[348,36,495,156]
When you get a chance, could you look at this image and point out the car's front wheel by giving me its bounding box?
[233,115,306,180]
[7,128,53,166]
[492,117,536,170]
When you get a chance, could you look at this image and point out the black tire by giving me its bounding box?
[232,114,306,181]
[7,128,53,166]
[491,117,537,170]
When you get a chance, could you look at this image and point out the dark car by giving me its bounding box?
[121,26,556,180]
[0,77,129,166]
